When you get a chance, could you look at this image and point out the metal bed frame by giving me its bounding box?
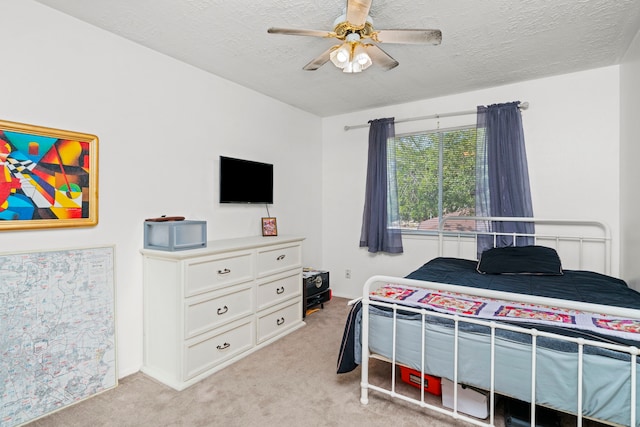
[358,217,638,427]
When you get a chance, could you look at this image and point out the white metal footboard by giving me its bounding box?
[359,276,640,427]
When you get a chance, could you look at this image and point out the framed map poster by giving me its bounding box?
[0,119,99,230]
[0,246,117,426]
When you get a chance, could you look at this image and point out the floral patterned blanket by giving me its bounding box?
[371,284,640,343]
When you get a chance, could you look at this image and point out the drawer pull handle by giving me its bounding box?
[276,254,286,261]
[276,286,285,295]
[217,342,230,350]
[276,317,285,326]
[217,306,229,315]
[217,268,231,275]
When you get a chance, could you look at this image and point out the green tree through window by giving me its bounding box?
[389,126,477,231]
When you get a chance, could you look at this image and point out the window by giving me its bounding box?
[389,126,477,232]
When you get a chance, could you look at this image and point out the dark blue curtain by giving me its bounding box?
[359,118,403,254]
[476,102,534,255]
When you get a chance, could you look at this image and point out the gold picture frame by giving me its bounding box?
[0,119,99,230]
[262,217,277,236]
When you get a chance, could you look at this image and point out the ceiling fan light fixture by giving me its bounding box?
[333,42,372,73]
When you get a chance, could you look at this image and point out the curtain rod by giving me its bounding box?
[343,101,530,131]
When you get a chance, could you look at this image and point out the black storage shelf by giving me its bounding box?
[302,270,330,318]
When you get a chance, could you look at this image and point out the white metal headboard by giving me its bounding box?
[437,216,611,275]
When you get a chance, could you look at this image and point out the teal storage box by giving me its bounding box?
[144,220,207,251]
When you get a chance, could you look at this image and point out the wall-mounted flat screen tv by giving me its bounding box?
[219,156,273,204]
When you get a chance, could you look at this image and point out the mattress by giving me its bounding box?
[405,257,640,347]
[407,257,640,313]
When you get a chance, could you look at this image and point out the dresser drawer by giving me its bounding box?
[257,270,301,310]
[256,243,301,277]
[184,251,253,297]
[184,318,255,380]
[257,299,302,344]
[184,283,254,339]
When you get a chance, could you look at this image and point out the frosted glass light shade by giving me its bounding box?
[353,44,372,69]
[330,44,351,68]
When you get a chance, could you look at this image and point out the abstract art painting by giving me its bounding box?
[0,119,98,230]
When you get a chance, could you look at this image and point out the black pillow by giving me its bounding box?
[477,245,563,275]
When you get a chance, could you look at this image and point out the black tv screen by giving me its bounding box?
[219,156,273,204]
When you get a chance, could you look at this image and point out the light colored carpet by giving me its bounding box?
[28,297,602,427]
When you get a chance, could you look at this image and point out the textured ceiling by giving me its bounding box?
[33,0,640,117]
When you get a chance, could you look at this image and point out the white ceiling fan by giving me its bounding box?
[267,0,442,73]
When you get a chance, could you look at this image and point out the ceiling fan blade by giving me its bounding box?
[303,46,338,71]
[346,0,372,26]
[267,27,336,38]
[365,44,399,70]
[375,29,442,45]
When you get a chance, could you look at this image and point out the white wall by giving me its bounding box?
[1,1,324,377]
[322,67,621,299]
[620,28,640,289]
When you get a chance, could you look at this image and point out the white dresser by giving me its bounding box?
[141,235,305,390]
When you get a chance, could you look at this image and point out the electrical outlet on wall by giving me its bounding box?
[345,269,351,279]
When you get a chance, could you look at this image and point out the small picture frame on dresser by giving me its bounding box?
[261,217,278,236]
